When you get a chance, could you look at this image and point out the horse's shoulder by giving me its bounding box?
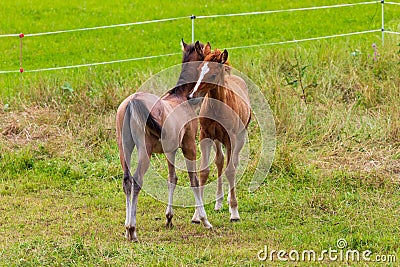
[224,75,250,104]
[226,74,246,86]
[226,74,247,91]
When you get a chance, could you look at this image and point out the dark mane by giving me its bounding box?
[205,48,231,74]
[205,48,223,62]
[205,49,230,65]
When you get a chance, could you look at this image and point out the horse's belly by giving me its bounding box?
[200,118,227,141]
[151,141,164,153]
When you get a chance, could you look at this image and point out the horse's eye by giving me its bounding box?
[210,74,217,80]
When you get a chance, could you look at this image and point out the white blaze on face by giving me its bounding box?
[189,62,210,98]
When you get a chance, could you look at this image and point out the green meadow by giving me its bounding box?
[1,0,400,266]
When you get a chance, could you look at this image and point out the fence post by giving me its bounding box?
[191,15,196,43]
[381,0,385,45]
[19,33,24,73]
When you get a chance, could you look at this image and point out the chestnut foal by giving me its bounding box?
[187,43,251,222]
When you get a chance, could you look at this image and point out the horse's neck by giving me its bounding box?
[208,84,227,103]
[162,84,192,104]
[163,63,198,102]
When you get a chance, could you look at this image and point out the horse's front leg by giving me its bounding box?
[226,135,245,222]
[126,146,150,242]
[182,140,212,229]
[214,140,225,211]
[225,150,239,222]
[191,137,213,223]
[165,150,177,228]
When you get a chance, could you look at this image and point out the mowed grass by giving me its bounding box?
[1,0,400,266]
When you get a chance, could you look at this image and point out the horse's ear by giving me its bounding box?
[220,49,229,64]
[195,41,204,58]
[204,42,211,56]
[181,38,188,51]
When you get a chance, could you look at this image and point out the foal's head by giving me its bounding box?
[181,39,205,62]
[187,43,229,104]
[166,40,206,96]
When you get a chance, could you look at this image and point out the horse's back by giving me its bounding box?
[116,92,163,145]
[116,92,161,125]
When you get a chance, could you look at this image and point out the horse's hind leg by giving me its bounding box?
[165,151,177,228]
[126,146,150,242]
[121,138,135,239]
[214,141,224,211]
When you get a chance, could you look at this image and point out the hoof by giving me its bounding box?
[125,226,138,242]
[165,221,174,229]
[166,214,173,229]
[214,202,223,211]
[129,237,139,242]
[202,219,213,229]
[230,218,240,222]
[204,223,213,229]
[191,220,201,224]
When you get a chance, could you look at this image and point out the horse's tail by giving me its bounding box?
[125,98,162,139]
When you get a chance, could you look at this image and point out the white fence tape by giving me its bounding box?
[0,1,399,73]
[24,17,189,37]
[196,1,379,19]
[386,30,400,34]
[226,29,382,50]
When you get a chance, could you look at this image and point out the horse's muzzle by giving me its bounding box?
[187,96,202,105]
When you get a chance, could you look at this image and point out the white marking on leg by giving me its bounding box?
[226,164,240,221]
[127,148,149,241]
[191,208,200,223]
[192,187,213,229]
[166,181,176,217]
[125,195,131,226]
[230,206,240,221]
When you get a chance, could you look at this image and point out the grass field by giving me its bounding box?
[1,0,400,266]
